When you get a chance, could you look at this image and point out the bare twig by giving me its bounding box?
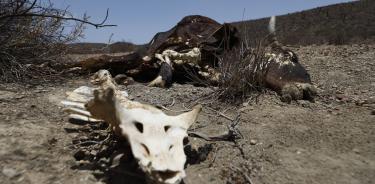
[205,106,234,121]
[0,7,116,28]
[188,114,242,142]
[167,98,175,107]
[0,12,116,28]
[188,131,237,142]
[231,165,254,184]
[0,0,116,82]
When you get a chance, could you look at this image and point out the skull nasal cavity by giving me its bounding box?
[134,121,144,133]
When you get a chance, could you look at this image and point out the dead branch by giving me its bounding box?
[0,0,116,28]
[0,0,116,82]
[0,9,117,28]
[205,106,235,121]
[188,114,242,142]
[231,165,254,184]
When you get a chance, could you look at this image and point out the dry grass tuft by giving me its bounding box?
[215,40,267,103]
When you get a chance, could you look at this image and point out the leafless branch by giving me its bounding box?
[188,114,242,142]
[0,0,116,82]
[0,8,116,28]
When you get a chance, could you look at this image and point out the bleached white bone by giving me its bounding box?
[61,100,86,109]
[66,91,92,103]
[158,47,201,65]
[149,48,202,87]
[62,70,201,184]
[72,86,95,96]
[68,114,102,122]
[64,107,92,117]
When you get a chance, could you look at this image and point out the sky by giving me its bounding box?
[51,0,354,44]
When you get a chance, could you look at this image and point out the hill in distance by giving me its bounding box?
[232,0,375,45]
[67,42,142,54]
[69,0,375,54]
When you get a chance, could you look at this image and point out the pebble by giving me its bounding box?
[90,150,97,156]
[335,94,345,100]
[2,167,19,178]
[353,148,360,154]
[365,97,375,104]
[249,139,257,145]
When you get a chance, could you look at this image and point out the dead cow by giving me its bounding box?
[145,15,316,101]
[78,15,316,101]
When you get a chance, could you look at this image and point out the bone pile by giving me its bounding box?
[62,70,201,184]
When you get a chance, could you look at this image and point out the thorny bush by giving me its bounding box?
[0,0,113,82]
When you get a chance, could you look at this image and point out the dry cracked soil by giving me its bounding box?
[0,44,374,184]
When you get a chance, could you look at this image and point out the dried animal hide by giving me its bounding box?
[76,15,239,82]
[146,15,239,60]
[62,70,202,184]
[72,15,316,101]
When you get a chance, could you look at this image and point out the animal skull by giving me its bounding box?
[62,70,202,184]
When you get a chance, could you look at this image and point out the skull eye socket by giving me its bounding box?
[134,121,144,133]
[164,125,171,132]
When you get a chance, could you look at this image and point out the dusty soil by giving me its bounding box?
[0,44,374,184]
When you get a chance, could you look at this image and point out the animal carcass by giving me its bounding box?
[77,15,316,101]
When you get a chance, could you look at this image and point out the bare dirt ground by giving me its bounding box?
[0,44,374,184]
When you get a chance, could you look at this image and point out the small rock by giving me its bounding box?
[48,138,57,145]
[2,167,19,178]
[364,97,375,104]
[335,94,345,100]
[353,148,360,154]
[355,100,365,106]
[78,160,90,165]
[336,90,344,94]
[298,100,310,107]
[249,139,257,145]
[242,102,249,107]
[14,95,25,99]
[90,150,97,156]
